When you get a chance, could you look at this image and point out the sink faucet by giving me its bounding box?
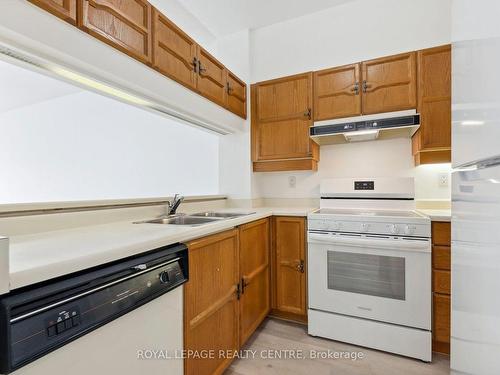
[165,194,184,216]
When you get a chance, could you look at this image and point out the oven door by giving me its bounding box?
[308,231,431,330]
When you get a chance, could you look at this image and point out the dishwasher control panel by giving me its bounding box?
[0,243,188,374]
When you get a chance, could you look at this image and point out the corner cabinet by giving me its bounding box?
[78,0,153,64]
[28,0,77,24]
[270,216,307,323]
[251,73,319,172]
[412,45,452,165]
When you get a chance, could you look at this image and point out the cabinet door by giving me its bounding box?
[433,293,451,354]
[272,217,307,319]
[361,52,417,114]
[239,218,270,346]
[29,0,77,24]
[152,9,197,90]
[226,70,247,119]
[253,73,314,161]
[185,230,240,375]
[79,0,152,64]
[314,63,361,120]
[418,45,451,150]
[196,46,227,107]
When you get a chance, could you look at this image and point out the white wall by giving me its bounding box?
[0,91,219,204]
[250,0,452,82]
[249,0,452,201]
[253,138,451,200]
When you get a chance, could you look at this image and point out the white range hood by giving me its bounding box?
[310,110,420,145]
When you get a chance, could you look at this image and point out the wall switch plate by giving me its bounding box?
[438,173,449,187]
[288,176,296,188]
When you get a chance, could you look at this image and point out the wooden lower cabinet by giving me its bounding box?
[184,230,240,375]
[431,221,451,354]
[184,219,271,374]
[270,216,307,323]
[239,218,270,346]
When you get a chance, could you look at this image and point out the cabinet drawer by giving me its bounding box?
[433,246,451,271]
[433,293,450,345]
[432,222,451,246]
[433,270,451,294]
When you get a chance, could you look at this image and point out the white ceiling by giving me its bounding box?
[0,59,80,114]
[176,0,357,37]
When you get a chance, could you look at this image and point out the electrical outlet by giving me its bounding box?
[438,173,449,187]
[288,176,296,188]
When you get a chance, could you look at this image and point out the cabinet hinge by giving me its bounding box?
[236,282,241,300]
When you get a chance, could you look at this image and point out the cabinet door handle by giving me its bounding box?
[297,260,305,273]
[304,108,312,120]
[198,61,207,75]
[192,57,198,73]
[351,82,360,95]
[362,80,371,93]
[226,82,233,94]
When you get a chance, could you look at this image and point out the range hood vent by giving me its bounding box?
[310,110,420,145]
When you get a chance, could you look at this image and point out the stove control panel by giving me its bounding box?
[308,219,430,238]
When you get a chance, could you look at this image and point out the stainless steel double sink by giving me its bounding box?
[134,211,256,226]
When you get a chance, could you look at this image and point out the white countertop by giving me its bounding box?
[8,207,316,290]
[416,209,451,222]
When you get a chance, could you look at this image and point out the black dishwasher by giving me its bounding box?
[0,243,188,374]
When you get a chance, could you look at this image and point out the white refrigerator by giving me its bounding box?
[451,1,500,374]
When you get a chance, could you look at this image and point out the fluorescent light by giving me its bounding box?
[461,120,484,126]
[50,67,150,106]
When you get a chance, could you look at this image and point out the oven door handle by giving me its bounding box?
[307,233,431,253]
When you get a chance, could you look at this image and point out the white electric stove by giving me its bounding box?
[307,178,432,362]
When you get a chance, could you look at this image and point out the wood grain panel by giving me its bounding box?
[433,270,451,295]
[433,293,451,354]
[226,70,247,119]
[314,63,361,120]
[253,159,318,172]
[185,230,239,375]
[432,222,451,246]
[29,0,77,24]
[272,217,307,319]
[152,9,197,90]
[361,52,417,114]
[197,46,227,107]
[79,0,152,64]
[433,246,451,271]
[239,219,270,346]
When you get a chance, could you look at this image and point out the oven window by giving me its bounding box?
[327,251,405,300]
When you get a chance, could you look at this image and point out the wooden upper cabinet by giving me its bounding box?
[272,217,307,320]
[152,9,197,90]
[226,70,247,118]
[79,0,152,64]
[29,0,77,24]
[184,230,240,375]
[413,45,451,165]
[252,73,318,171]
[196,46,227,107]
[361,52,417,114]
[314,63,361,121]
[239,219,270,347]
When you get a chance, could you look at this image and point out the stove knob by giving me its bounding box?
[389,224,400,234]
[404,225,415,235]
[360,223,370,232]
